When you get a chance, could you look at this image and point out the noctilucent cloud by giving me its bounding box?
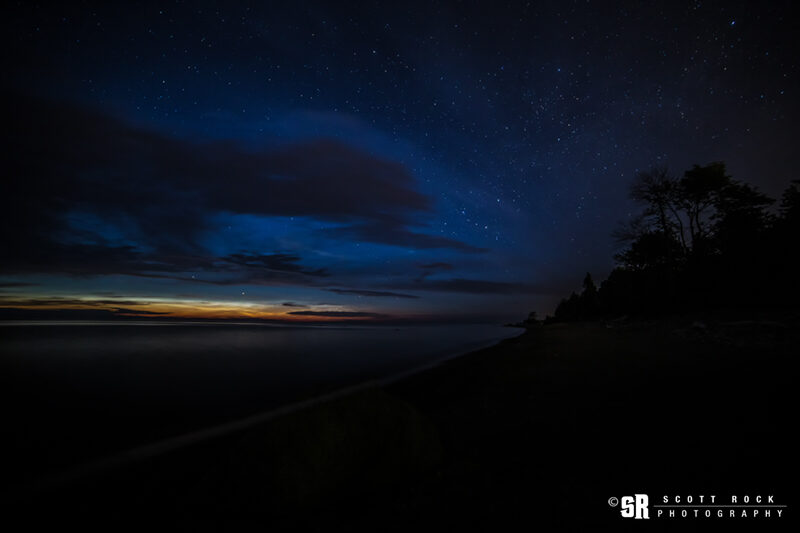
[2,1,797,322]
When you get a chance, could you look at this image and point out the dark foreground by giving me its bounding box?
[7,315,795,529]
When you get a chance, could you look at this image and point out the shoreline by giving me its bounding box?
[7,317,794,527]
[16,331,522,495]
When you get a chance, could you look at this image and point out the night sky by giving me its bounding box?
[2,1,797,323]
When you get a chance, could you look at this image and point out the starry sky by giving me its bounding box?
[1,1,797,323]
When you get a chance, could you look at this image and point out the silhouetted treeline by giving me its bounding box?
[553,162,800,320]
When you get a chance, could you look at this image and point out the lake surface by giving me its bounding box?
[1,322,519,483]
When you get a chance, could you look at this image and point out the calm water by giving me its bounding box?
[1,322,519,481]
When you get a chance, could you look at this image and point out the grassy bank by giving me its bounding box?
[11,315,795,528]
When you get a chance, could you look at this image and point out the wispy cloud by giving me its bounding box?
[325,288,420,299]
[287,310,388,318]
[398,278,547,295]
[2,93,481,286]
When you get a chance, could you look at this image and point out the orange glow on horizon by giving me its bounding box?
[0,295,388,322]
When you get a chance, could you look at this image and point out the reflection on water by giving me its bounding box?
[1,322,519,481]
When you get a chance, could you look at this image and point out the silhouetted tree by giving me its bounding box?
[778,180,800,229]
[622,162,755,261]
[579,272,600,317]
[629,167,684,250]
[554,292,580,321]
[772,180,800,302]
[713,180,773,257]
[614,231,683,271]
[554,274,602,320]
[545,161,799,321]
[679,162,731,254]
